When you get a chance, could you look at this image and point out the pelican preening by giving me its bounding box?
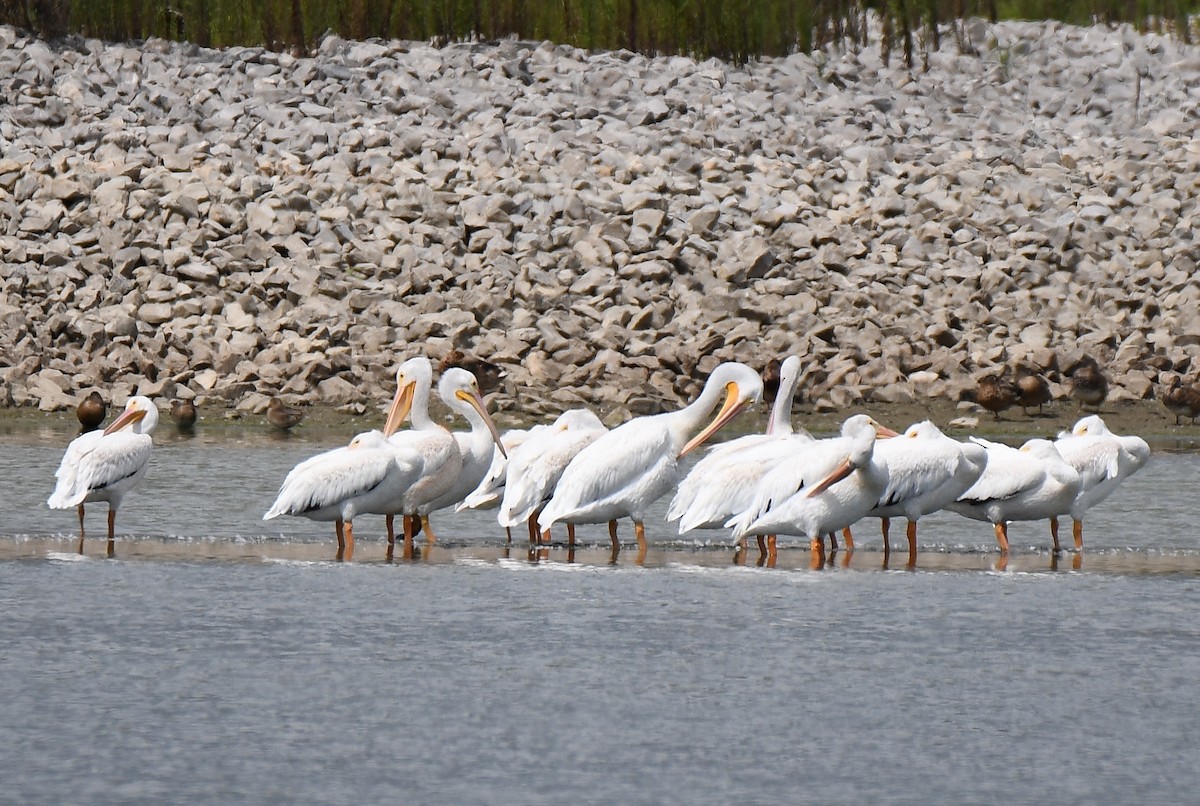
[379,358,506,559]
[727,415,899,559]
[668,356,809,553]
[48,395,158,556]
[538,361,764,562]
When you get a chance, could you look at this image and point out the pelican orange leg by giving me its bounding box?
[906,520,918,568]
[994,522,1010,553]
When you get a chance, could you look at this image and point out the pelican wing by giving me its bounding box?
[48,431,152,508]
[264,445,401,519]
[669,434,804,531]
[956,441,1042,504]
[873,439,965,509]
[1056,438,1121,491]
[538,421,673,527]
[724,436,848,534]
[499,428,605,527]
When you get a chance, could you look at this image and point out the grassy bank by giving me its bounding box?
[4,0,1196,64]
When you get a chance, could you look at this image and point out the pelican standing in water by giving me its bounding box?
[48,395,158,556]
[949,438,1081,553]
[727,414,898,563]
[1053,415,1149,549]
[263,431,423,561]
[538,362,763,562]
[668,356,810,555]
[865,421,988,565]
[379,357,503,559]
[498,408,608,544]
[411,367,508,528]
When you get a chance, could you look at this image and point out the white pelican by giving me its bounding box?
[537,362,763,561]
[949,438,1081,553]
[263,431,422,561]
[727,414,898,559]
[667,356,811,548]
[865,421,988,562]
[48,395,158,556]
[418,367,508,516]
[379,359,505,557]
[498,408,608,543]
[1053,415,1150,549]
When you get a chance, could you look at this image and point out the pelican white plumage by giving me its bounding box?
[456,428,536,515]
[537,362,763,560]
[263,431,422,561]
[1053,415,1150,549]
[498,408,608,543]
[48,395,159,556]
[949,437,1081,553]
[727,414,898,556]
[865,421,988,561]
[377,356,461,553]
[419,367,508,518]
[667,356,811,539]
[378,358,504,557]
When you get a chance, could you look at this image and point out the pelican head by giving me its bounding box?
[806,414,898,497]
[903,420,943,439]
[383,356,434,437]
[441,367,508,458]
[103,395,159,436]
[1070,415,1110,437]
[679,362,764,457]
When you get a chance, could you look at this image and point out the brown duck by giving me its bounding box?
[1013,364,1052,416]
[170,399,197,430]
[268,397,305,431]
[1161,377,1200,425]
[75,390,106,433]
[761,358,782,405]
[975,373,1020,420]
[1065,355,1108,411]
[439,349,503,395]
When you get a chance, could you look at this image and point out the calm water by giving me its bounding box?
[3,422,1200,804]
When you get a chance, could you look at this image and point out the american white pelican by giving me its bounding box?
[498,408,608,543]
[1053,415,1150,549]
[727,414,897,559]
[417,367,508,518]
[537,362,763,561]
[949,438,1081,553]
[866,421,988,562]
[48,395,158,556]
[378,358,505,558]
[263,430,422,561]
[667,356,810,548]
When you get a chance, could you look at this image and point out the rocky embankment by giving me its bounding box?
[0,20,1198,424]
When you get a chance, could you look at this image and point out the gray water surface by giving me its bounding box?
[4,425,1200,804]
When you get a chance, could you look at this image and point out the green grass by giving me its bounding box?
[3,0,1197,63]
